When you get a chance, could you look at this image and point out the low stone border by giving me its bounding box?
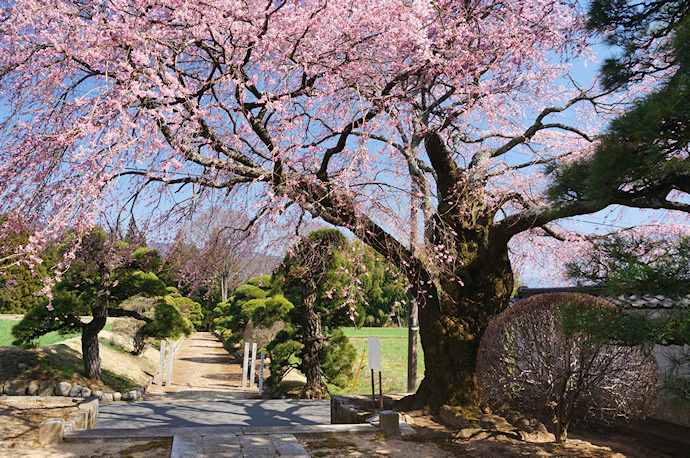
[330,395,415,436]
[1,378,153,403]
[331,395,372,424]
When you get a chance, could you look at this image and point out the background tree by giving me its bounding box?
[212,275,274,350]
[269,229,357,399]
[0,215,53,313]
[134,289,196,355]
[1,0,688,412]
[11,227,174,379]
[477,293,658,444]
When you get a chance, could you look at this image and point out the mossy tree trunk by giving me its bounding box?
[299,278,328,399]
[397,225,514,411]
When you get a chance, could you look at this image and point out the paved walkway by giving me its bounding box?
[67,332,350,457]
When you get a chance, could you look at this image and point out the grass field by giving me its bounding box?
[0,320,112,347]
[328,327,424,396]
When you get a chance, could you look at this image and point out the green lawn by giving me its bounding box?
[0,320,112,347]
[328,327,424,396]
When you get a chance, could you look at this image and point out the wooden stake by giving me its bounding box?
[351,350,366,389]
[379,371,383,410]
[371,368,376,410]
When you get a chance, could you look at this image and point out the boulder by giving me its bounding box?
[113,392,122,401]
[3,379,28,396]
[80,387,92,397]
[26,380,40,396]
[38,380,57,396]
[69,384,83,397]
[55,382,72,396]
[123,390,140,401]
[101,392,114,403]
[93,390,104,399]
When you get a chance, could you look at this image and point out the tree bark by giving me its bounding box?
[299,279,328,399]
[82,269,112,380]
[397,225,514,411]
[82,315,106,379]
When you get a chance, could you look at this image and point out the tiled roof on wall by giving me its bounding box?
[512,287,690,309]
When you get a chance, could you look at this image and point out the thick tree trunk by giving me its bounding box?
[82,270,112,380]
[299,279,328,399]
[397,226,514,412]
[82,315,106,379]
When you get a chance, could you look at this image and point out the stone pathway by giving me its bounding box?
[68,332,333,457]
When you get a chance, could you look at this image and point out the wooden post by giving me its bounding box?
[166,340,175,386]
[407,299,418,392]
[352,350,366,389]
[379,371,383,411]
[258,351,265,396]
[242,342,250,388]
[408,181,419,392]
[371,368,376,410]
[157,340,167,385]
[249,342,258,387]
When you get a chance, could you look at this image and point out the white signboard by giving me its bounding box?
[367,337,381,372]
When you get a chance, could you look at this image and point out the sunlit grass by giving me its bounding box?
[0,320,112,347]
[328,327,424,396]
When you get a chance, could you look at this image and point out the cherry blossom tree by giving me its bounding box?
[1,0,688,410]
[162,209,271,303]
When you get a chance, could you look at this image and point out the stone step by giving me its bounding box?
[65,423,378,441]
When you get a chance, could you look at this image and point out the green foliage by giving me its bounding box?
[135,295,195,342]
[329,327,425,395]
[212,276,272,344]
[247,275,272,289]
[357,246,409,327]
[566,235,690,299]
[549,1,690,204]
[11,227,171,350]
[265,328,302,388]
[0,215,53,314]
[560,300,690,348]
[11,296,89,348]
[0,320,88,347]
[249,294,293,328]
[320,329,356,387]
[164,289,204,330]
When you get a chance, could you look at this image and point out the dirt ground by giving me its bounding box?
[0,399,79,442]
[1,438,173,457]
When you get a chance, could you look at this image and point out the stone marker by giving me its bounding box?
[27,380,40,395]
[38,380,57,396]
[55,381,72,396]
[39,418,64,445]
[69,384,83,397]
[379,410,400,435]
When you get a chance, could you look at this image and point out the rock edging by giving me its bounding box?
[2,378,152,403]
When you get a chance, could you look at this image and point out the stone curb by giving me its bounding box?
[66,423,380,441]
